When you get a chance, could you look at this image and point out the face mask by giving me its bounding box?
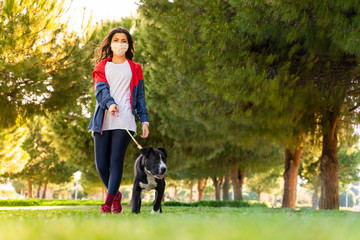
[111,43,128,56]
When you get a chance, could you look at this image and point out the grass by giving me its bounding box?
[0,199,103,206]
[0,199,269,208]
[1,205,360,240]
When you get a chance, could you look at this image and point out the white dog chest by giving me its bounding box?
[139,169,158,191]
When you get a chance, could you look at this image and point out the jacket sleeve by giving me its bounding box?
[135,65,149,123]
[136,80,149,123]
[95,81,116,110]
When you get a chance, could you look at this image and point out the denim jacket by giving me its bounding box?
[88,58,149,134]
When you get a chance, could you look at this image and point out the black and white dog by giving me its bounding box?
[131,147,167,214]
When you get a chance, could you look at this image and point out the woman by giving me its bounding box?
[88,27,149,214]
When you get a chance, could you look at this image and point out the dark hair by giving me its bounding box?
[94,27,134,64]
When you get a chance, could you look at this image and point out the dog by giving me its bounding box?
[131,146,167,214]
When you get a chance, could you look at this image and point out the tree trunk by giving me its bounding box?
[230,159,246,200]
[222,175,230,200]
[36,180,42,199]
[27,177,33,198]
[238,169,246,200]
[190,184,193,203]
[212,176,223,201]
[42,182,48,199]
[258,192,262,201]
[230,159,241,200]
[319,113,339,210]
[197,179,207,201]
[282,146,302,209]
[312,185,319,210]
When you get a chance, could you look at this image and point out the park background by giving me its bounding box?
[2,0,360,211]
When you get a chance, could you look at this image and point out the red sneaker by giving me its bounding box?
[112,192,123,214]
[100,204,111,214]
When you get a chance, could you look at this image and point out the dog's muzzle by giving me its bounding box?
[155,167,166,179]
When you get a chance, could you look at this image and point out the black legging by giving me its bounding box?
[94,129,132,195]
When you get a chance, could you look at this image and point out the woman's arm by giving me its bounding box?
[95,81,117,110]
[136,80,149,123]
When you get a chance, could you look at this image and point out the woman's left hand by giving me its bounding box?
[141,122,149,138]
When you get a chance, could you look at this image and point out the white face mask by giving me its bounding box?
[111,43,128,56]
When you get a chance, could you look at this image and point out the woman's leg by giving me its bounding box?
[107,129,132,195]
[94,131,112,188]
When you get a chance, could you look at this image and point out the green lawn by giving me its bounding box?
[0,206,359,240]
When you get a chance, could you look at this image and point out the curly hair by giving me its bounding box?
[94,27,134,64]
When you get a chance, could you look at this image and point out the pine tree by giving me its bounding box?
[0,125,28,176]
[137,0,288,199]
[137,0,360,210]
[246,168,282,201]
[0,0,91,128]
[17,116,76,198]
[227,0,360,209]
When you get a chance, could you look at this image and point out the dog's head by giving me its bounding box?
[140,147,167,179]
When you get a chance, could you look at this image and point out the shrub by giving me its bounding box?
[163,201,191,207]
[164,200,268,208]
[0,199,269,208]
[0,199,40,206]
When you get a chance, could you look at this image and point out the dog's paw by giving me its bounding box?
[151,209,160,214]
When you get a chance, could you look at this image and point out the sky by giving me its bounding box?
[62,0,140,32]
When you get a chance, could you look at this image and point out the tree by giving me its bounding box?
[0,0,91,128]
[212,176,223,201]
[299,145,322,210]
[300,133,360,209]
[337,145,360,190]
[137,0,284,197]
[246,168,282,201]
[0,125,28,176]
[225,0,360,209]
[17,116,76,198]
[197,178,208,201]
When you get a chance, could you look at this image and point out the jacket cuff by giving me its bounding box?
[106,99,117,110]
[139,115,149,123]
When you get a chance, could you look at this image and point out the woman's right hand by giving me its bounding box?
[109,104,119,116]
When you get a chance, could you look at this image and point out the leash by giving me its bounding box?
[113,109,143,150]
[126,128,143,150]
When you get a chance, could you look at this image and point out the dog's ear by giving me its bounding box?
[157,147,167,158]
[140,147,153,158]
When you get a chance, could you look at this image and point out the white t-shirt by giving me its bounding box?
[102,60,137,133]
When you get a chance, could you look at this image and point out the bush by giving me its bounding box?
[0,199,40,206]
[0,199,104,207]
[0,199,269,208]
[163,201,191,207]
[164,200,268,208]
[38,200,103,206]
